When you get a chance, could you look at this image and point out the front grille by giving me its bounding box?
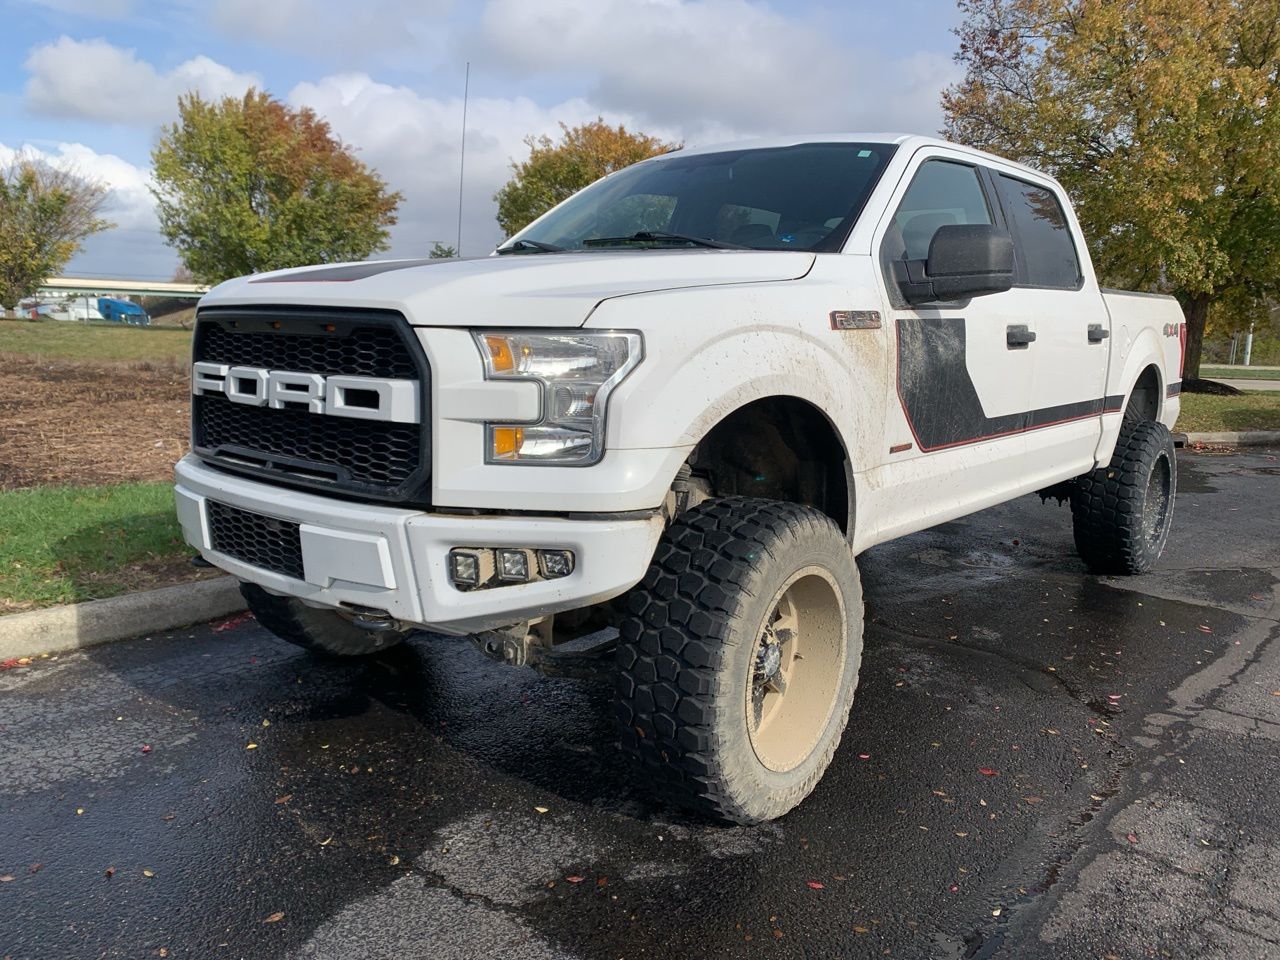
[191,307,430,503]
[207,501,304,580]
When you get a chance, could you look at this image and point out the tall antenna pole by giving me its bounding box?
[455,61,470,256]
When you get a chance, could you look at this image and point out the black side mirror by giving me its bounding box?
[897,224,1015,305]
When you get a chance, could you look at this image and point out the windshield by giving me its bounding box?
[499,142,896,254]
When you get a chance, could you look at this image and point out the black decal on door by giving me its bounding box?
[896,317,1110,452]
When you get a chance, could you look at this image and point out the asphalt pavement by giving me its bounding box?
[2,448,1278,960]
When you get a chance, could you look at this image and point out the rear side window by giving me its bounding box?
[884,160,993,263]
[993,175,1081,289]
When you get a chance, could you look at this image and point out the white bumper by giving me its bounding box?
[174,455,663,635]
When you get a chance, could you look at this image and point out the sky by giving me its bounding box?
[0,0,964,280]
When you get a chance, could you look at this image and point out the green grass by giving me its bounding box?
[1178,390,1280,433]
[0,319,191,363]
[0,482,195,613]
[1200,365,1280,381]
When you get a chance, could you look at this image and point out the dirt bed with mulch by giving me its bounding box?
[0,353,191,490]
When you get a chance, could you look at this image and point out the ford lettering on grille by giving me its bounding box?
[192,363,420,424]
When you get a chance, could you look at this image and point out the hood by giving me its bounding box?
[198,249,816,327]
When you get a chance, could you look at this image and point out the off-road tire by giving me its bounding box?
[1071,419,1176,575]
[615,497,863,824]
[240,582,408,656]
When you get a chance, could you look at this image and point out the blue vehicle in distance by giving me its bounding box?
[97,297,150,326]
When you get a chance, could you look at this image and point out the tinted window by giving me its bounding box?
[883,160,993,264]
[994,175,1080,288]
[502,143,894,253]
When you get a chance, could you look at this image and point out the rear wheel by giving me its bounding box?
[1071,420,1176,575]
[615,497,863,824]
[240,582,408,656]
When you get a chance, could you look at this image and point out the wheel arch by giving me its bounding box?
[683,394,855,538]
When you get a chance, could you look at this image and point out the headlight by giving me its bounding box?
[474,330,643,465]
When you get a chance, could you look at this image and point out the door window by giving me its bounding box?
[992,175,1081,289]
[883,160,993,266]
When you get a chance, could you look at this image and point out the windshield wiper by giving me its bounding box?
[496,238,565,255]
[582,231,746,250]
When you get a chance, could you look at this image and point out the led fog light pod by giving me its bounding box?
[538,549,575,579]
[496,548,530,582]
[448,549,482,587]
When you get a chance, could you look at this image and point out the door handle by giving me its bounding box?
[1088,324,1110,343]
[1006,324,1036,348]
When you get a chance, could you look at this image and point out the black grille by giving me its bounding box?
[207,501,305,580]
[198,321,418,379]
[191,307,430,503]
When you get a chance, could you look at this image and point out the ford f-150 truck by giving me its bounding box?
[176,134,1184,823]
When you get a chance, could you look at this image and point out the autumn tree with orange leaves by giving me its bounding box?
[495,119,678,237]
[151,89,402,283]
[943,0,1280,379]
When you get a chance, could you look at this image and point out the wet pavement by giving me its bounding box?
[2,449,1278,960]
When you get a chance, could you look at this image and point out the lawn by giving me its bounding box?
[1200,364,1280,381]
[0,482,213,614]
[0,318,191,363]
[1178,390,1280,434]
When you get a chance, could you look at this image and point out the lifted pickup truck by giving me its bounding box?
[176,134,1184,823]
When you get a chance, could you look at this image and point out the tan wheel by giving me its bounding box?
[617,497,864,824]
[746,567,847,773]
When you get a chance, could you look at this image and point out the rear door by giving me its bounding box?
[983,170,1108,482]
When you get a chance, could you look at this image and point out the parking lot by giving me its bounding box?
[2,448,1277,960]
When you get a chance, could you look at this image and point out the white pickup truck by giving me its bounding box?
[176,134,1185,823]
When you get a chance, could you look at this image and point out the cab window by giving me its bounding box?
[992,175,1081,289]
[882,160,994,267]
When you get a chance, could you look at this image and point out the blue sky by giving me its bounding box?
[0,0,963,279]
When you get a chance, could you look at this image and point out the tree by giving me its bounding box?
[942,0,1280,379]
[428,242,457,259]
[494,119,679,237]
[151,89,403,284]
[0,158,111,314]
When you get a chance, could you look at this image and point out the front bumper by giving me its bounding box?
[174,455,663,635]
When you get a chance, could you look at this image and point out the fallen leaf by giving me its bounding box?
[29,863,42,874]
[275,794,292,805]
[262,912,285,923]
[948,884,959,893]
[853,925,870,934]
[1022,796,1043,804]
[246,743,258,750]
[389,855,400,866]
[857,753,871,761]
[1126,833,1139,844]
[214,612,254,633]
[0,875,13,883]
[773,929,784,940]
[565,875,585,884]
[1197,625,1213,634]
[596,876,609,887]
[533,806,549,814]
[141,745,152,754]
[992,907,1002,917]
[76,808,84,816]
[955,832,968,838]
[143,869,155,878]
[319,837,333,846]
[806,881,825,890]
[978,767,999,777]
[0,659,20,671]
[104,867,115,878]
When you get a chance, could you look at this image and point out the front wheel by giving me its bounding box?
[1071,420,1176,575]
[615,498,864,824]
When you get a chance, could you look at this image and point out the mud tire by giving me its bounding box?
[615,497,863,824]
[1071,420,1176,575]
[240,582,408,656]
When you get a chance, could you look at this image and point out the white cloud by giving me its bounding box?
[476,0,958,139]
[24,37,259,125]
[208,0,454,60]
[288,73,651,256]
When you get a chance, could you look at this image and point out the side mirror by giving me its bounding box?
[897,224,1015,305]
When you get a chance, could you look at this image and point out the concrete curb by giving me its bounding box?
[0,576,245,661]
[1181,430,1280,447]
